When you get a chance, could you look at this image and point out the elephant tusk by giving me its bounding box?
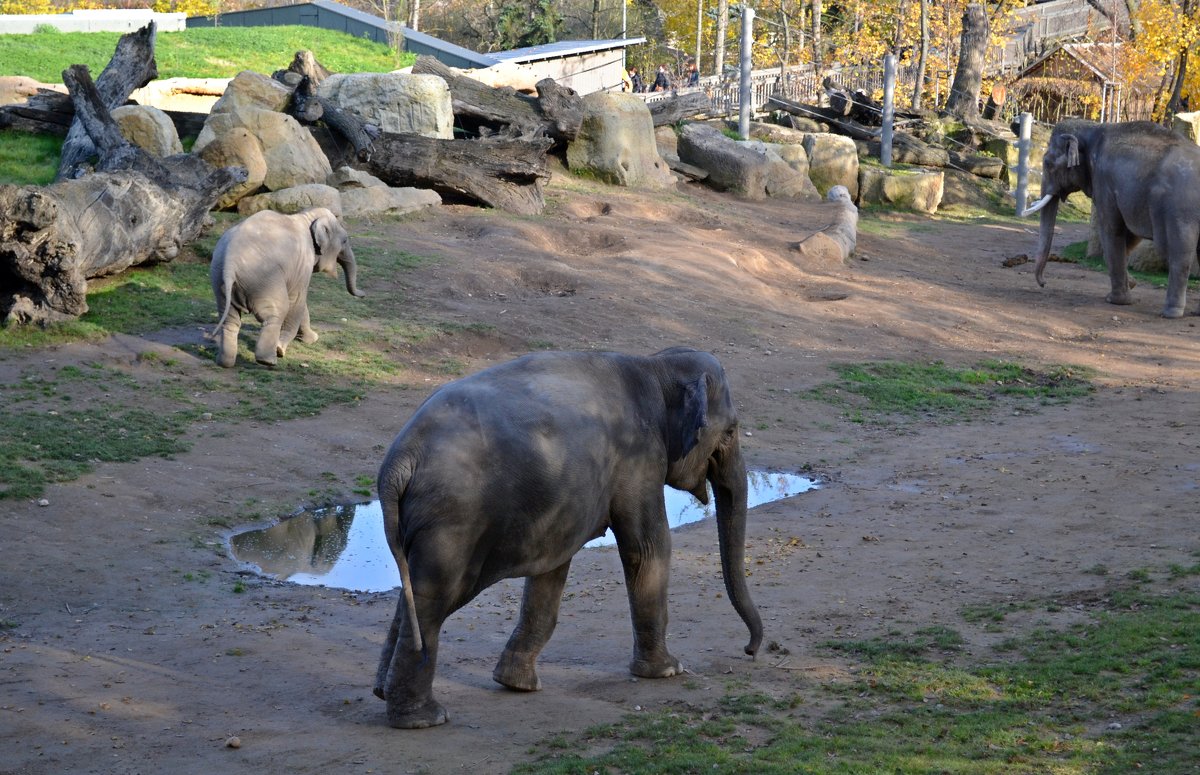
[1021,194,1054,217]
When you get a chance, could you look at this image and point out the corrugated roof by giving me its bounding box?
[491,37,646,64]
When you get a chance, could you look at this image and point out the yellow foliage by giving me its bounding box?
[0,0,216,14]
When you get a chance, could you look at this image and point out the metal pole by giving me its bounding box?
[1015,111,1032,215]
[696,0,703,73]
[881,53,896,167]
[738,5,755,140]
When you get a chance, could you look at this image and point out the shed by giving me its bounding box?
[1008,41,1157,122]
[490,38,647,95]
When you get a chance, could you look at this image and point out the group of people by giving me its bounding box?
[622,60,701,94]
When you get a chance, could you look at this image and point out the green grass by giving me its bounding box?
[803,360,1095,425]
[1057,240,1200,292]
[0,130,62,185]
[0,26,410,83]
[516,565,1200,774]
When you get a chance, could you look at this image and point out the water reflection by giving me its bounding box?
[229,471,817,592]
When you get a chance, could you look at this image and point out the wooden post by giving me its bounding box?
[1016,112,1032,215]
[881,53,896,167]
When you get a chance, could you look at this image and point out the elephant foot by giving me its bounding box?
[255,356,279,368]
[216,356,236,369]
[630,655,683,679]
[493,654,542,692]
[387,698,448,729]
[300,329,319,344]
[1105,291,1134,306]
[1161,306,1185,319]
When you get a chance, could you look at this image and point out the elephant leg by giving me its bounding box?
[493,560,572,691]
[613,505,682,679]
[254,313,284,367]
[1101,229,1134,306]
[216,314,241,369]
[1160,224,1198,318]
[378,590,451,729]
[297,302,318,344]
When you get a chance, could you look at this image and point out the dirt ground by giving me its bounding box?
[2,173,1198,775]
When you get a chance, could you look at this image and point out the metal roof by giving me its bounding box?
[490,37,647,64]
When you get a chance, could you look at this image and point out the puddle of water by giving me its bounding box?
[229,471,817,593]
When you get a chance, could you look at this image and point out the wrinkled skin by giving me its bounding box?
[209,207,364,368]
[1028,120,1200,318]
[373,348,763,729]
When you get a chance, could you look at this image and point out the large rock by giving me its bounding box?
[0,75,63,106]
[867,133,950,167]
[736,120,808,145]
[1173,111,1200,144]
[318,72,453,138]
[341,186,442,218]
[858,166,944,214]
[237,184,343,217]
[566,92,674,189]
[197,127,268,210]
[195,107,332,191]
[802,133,860,199]
[327,166,387,190]
[739,140,820,200]
[678,123,814,200]
[110,104,183,157]
[209,70,292,115]
[790,185,858,266]
[940,169,1008,212]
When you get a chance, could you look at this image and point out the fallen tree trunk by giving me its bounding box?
[766,95,880,141]
[362,132,552,215]
[647,91,713,126]
[57,22,160,180]
[285,74,379,163]
[413,55,545,138]
[1,63,246,326]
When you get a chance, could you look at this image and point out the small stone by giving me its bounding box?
[225,736,242,748]
[37,499,49,507]
[744,431,753,437]
[1106,722,1122,731]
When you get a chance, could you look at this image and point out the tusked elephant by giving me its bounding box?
[208,207,364,368]
[373,347,763,729]
[1025,120,1200,318]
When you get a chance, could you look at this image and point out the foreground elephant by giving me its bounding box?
[374,347,763,728]
[1026,120,1200,317]
[209,207,364,368]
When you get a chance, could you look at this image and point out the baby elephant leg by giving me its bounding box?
[215,314,241,368]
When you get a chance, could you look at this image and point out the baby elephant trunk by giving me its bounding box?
[338,246,365,297]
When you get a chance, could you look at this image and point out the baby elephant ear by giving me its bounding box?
[669,375,709,462]
[310,211,337,256]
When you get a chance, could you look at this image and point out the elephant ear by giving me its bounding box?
[310,211,337,257]
[1064,134,1080,167]
[668,375,709,463]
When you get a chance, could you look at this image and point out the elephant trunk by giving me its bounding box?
[339,246,365,297]
[710,439,763,657]
[1034,195,1061,288]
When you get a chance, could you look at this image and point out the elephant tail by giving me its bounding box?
[206,265,237,341]
[380,463,423,654]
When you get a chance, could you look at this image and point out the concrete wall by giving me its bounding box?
[0,9,186,34]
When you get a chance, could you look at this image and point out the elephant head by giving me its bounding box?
[308,208,365,298]
[1024,120,1095,287]
[656,347,763,658]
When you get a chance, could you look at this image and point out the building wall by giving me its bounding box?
[0,9,186,34]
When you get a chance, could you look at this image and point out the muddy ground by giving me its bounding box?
[2,173,1198,774]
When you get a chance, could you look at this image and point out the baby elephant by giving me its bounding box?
[209,207,364,368]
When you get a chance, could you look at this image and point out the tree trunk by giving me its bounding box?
[944,2,987,120]
[1,64,246,326]
[716,0,729,77]
[811,0,823,65]
[912,0,929,109]
[57,22,160,180]
[362,132,552,215]
[648,91,713,126]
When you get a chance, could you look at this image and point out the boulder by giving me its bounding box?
[735,120,808,145]
[318,72,453,138]
[739,140,820,200]
[195,107,332,191]
[340,186,442,218]
[0,75,63,106]
[1173,111,1200,144]
[236,184,343,217]
[678,123,817,200]
[110,104,183,157]
[802,133,860,199]
[858,166,944,214]
[209,70,292,115]
[867,133,950,167]
[196,126,268,210]
[654,125,679,161]
[790,185,858,266]
[327,166,388,190]
[566,92,674,189]
[949,150,1006,179]
[939,169,1008,212]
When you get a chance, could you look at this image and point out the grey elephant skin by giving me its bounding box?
[208,207,364,368]
[373,347,764,729]
[1028,120,1200,317]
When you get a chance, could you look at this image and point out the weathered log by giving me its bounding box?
[767,95,880,141]
[57,22,160,180]
[647,91,713,126]
[532,77,582,142]
[362,132,552,215]
[272,49,333,87]
[1,64,246,326]
[412,55,545,138]
[285,74,379,163]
